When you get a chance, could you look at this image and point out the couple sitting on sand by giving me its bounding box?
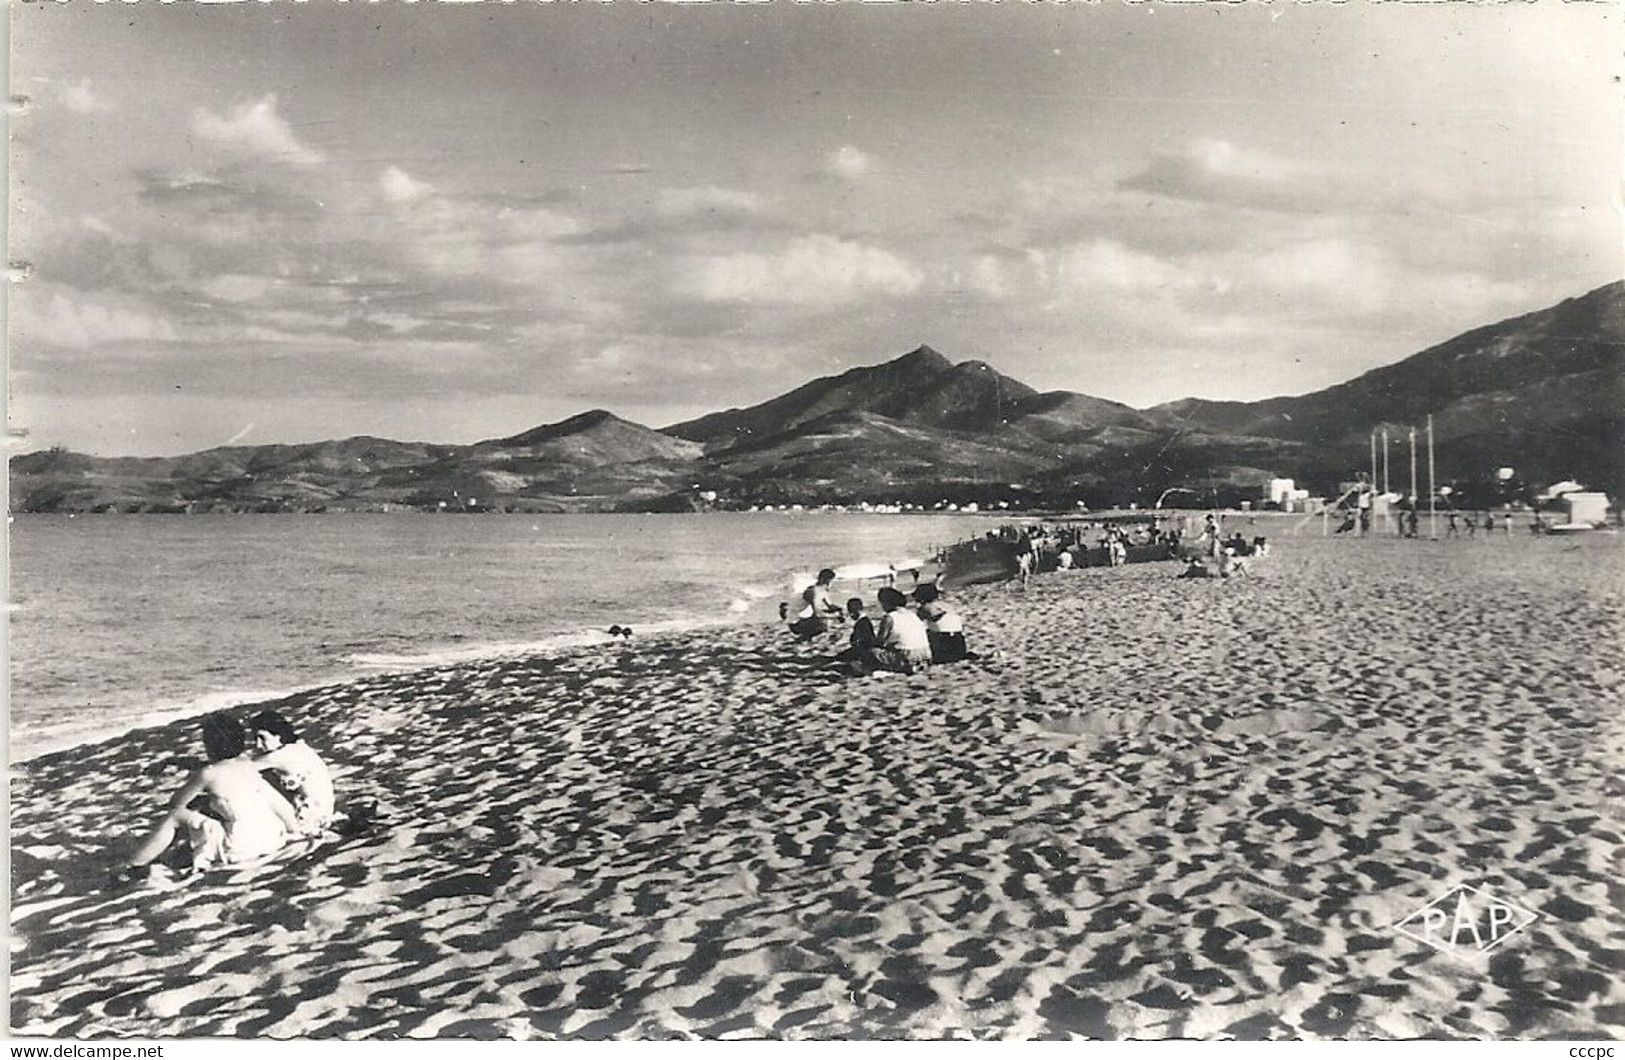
[839,583,972,676]
[113,710,335,883]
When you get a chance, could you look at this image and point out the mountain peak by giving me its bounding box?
[893,345,952,371]
[558,408,618,429]
[484,409,639,448]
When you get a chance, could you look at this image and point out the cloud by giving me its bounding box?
[17,288,180,350]
[1119,138,1320,210]
[191,95,324,167]
[380,166,434,204]
[684,234,923,306]
[200,273,276,304]
[59,79,115,115]
[1049,240,1188,293]
[825,145,873,182]
[967,255,1009,299]
[655,186,765,221]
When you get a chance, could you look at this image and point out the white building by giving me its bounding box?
[1267,477,1314,512]
[1563,492,1610,526]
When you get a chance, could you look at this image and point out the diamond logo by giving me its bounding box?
[1392,883,1539,956]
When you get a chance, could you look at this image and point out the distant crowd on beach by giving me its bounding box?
[111,710,339,885]
[778,514,1277,671]
[989,514,1267,585]
[1334,501,1550,539]
[995,520,1183,585]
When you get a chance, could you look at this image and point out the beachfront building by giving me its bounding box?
[1562,492,1610,526]
[1267,478,1313,512]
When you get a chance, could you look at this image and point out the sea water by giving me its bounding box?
[8,512,989,759]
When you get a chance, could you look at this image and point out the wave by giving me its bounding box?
[341,613,746,671]
[788,556,935,593]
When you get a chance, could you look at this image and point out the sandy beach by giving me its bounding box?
[10,531,1624,1039]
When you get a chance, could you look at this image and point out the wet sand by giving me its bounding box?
[11,531,1624,1039]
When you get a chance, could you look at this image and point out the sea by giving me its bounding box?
[8,512,993,760]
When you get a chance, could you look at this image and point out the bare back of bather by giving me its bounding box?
[122,755,299,876]
[180,758,296,866]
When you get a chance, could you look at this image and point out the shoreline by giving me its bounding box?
[10,614,762,766]
[11,533,1624,1038]
[12,554,946,764]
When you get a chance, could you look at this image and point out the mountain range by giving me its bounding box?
[13,280,1623,513]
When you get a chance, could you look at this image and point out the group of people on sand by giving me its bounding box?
[112,709,336,884]
[998,521,1181,587]
[785,568,974,676]
[1337,500,1525,539]
[1444,510,1515,538]
[1178,532,1268,580]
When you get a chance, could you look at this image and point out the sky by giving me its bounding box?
[8,1,1620,457]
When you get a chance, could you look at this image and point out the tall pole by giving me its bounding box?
[1408,427,1418,524]
[1381,428,1390,495]
[1369,430,1378,537]
[1381,428,1393,534]
[1427,414,1437,540]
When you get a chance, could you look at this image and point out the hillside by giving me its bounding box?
[11,413,701,514]
[375,411,704,512]
[13,281,1623,512]
[1152,281,1625,490]
[665,346,1043,447]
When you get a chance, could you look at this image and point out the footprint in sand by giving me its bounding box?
[352,709,414,735]
[1212,710,1335,736]
[1025,712,1197,739]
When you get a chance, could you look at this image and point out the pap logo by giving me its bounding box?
[1392,883,1539,956]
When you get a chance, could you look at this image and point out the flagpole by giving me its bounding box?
[1369,429,1378,536]
[1382,428,1390,495]
[1427,414,1437,540]
[1408,427,1418,536]
[1381,428,1391,533]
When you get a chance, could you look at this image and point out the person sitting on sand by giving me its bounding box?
[115,713,300,881]
[788,568,843,640]
[851,587,933,676]
[1177,557,1211,579]
[1056,548,1074,570]
[248,710,336,837]
[1219,550,1246,578]
[913,582,969,663]
[834,597,879,667]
